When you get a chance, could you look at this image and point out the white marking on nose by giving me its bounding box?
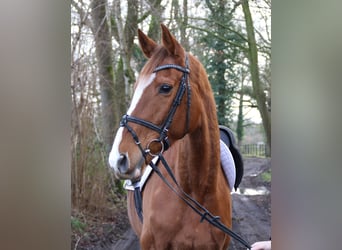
[109,127,123,170]
[127,73,156,115]
[109,73,155,171]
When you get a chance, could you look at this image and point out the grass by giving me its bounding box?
[261,170,271,182]
[71,216,87,234]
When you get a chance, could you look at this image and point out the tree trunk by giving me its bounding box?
[242,0,271,155]
[147,0,163,41]
[236,80,244,147]
[90,0,117,154]
[181,0,189,50]
[172,0,189,51]
[112,0,138,107]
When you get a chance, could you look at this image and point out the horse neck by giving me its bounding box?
[179,94,221,200]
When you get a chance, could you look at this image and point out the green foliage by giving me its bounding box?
[261,170,271,182]
[192,1,247,127]
[71,216,87,234]
[107,65,114,81]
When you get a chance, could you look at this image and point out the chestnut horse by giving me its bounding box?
[109,24,237,249]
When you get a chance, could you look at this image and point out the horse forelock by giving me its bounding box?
[139,45,187,78]
[140,46,168,76]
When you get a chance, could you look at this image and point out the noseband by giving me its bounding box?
[120,54,191,157]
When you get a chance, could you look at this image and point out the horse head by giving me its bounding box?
[109,24,201,180]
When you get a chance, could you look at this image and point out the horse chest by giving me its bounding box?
[142,216,228,250]
[140,188,228,249]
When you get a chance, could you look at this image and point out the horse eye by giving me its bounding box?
[159,84,173,94]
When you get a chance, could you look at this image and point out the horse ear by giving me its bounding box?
[161,24,184,57]
[138,29,158,58]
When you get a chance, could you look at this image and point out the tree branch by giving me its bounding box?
[187,24,248,51]
[188,16,248,43]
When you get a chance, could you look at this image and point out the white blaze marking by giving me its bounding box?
[108,73,156,170]
[108,127,123,170]
[127,73,156,115]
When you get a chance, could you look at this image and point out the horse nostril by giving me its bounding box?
[118,153,129,174]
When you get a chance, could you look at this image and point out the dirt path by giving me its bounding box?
[110,157,271,250]
[73,157,270,250]
[228,157,271,250]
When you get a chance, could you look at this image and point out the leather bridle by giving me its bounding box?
[119,54,191,157]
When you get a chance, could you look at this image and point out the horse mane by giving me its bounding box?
[187,54,218,128]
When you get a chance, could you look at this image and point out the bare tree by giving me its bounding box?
[90,0,117,154]
[111,0,138,107]
[242,0,271,154]
[146,0,164,41]
[169,0,189,50]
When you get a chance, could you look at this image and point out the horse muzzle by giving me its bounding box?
[109,151,144,180]
[117,153,129,174]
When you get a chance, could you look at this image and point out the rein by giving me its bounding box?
[119,55,251,249]
[150,154,251,249]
